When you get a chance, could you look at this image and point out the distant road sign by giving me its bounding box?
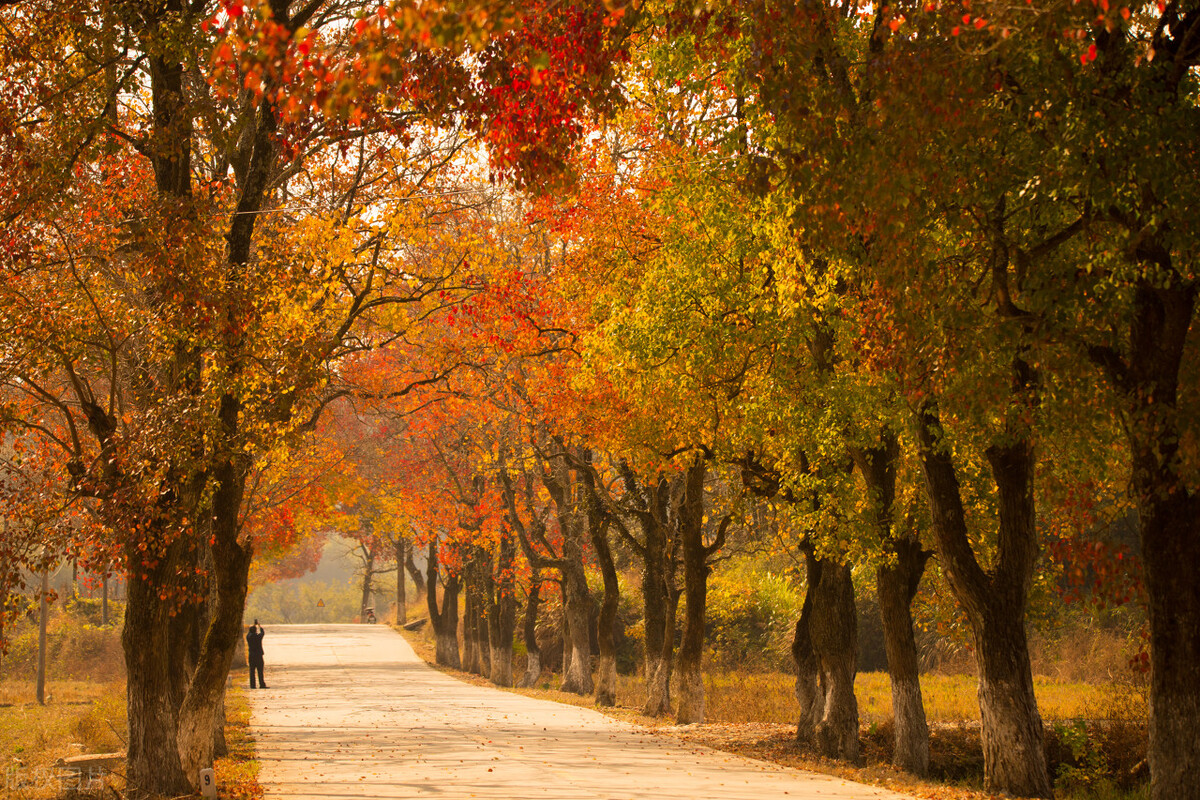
[317,599,325,607]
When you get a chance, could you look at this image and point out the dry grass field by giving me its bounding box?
[0,678,127,798]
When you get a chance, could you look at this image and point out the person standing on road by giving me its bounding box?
[246,620,268,689]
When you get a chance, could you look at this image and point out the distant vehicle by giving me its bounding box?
[363,607,377,624]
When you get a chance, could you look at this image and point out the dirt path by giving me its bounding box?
[245,624,911,800]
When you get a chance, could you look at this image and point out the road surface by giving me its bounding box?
[245,624,912,800]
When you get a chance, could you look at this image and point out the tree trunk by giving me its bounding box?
[517,573,542,688]
[877,545,930,776]
[122,544,193,797]
[559,560,594,695]
[643,475,681,718]
[639,473,672,684]
[644,581,680,717]
[487,529,517,688]
[395,538,407,625]
[427,541,460,670]
[488,642,513,687]
[359,546,374,622]
[1091,281,1199,800]
[641,542,668,683]
[541,443,594,696]
[466,546,491,677]
[591,527,619,707]
[852,434,931,776]
[176,445,253,788]
[474,590,491,677]
[917,404,1050,797]
[973,602,1048,796]
[560,594,572,680]
[583,454,619,707]
[1141,481,1200,800]
[675,458,710,725]
[212,689,228,759]
[792,577,825,748]
[406,549,426,600]
[810,560,860,764]
[463,580,483,675]
[434,577,461,670]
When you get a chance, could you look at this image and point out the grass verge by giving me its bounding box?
[216,682,263,800]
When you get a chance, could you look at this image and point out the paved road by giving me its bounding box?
[245,624,911,800]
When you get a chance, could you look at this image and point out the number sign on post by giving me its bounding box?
[199,767,217,799]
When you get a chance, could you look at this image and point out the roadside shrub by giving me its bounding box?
[1053,718,1110,795]
[0,612,123,682]
[705,566,801,671]
[71,689,125,752]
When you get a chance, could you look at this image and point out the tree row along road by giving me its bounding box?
[246,625,912,800]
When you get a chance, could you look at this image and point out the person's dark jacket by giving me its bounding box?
[246,626,265,661]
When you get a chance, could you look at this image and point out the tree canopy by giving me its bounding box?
[1,0,1195,798]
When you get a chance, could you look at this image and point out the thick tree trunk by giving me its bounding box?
[560,596,572,679]
[810,561,860,764]
[474,591,491,677]
[583,455,619,707]
[973,603,1048,796]
[1091,281,1199,800]
[877,546,930,776]
[499,464,545,689]
[644,583,680,717]
[591,529,619,706]
[464,544,492,677]
[646,477,681,718]
[852,435,931,776]
[792,605,824,747]
[675,458,710,725]
[541,443,594,696]
[176,436,253,788]
[434,578,461,670]
[120,29,199,800]
[1141,486,1200,800]
[675,593,706,722]
[488,643,513,687]
[122,544,193,797]
[427,541,461,670]
[517,572,543,688]
[212,690,228,759]
[175,542,250,784]
[559,560,594,695]
[793,541,822,746]
[616,463,676,715]
[487,531,517,688]
[917,404,1051,797]
[641,553,668,683]
[640,474,672,683]
[463,577,484,676]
